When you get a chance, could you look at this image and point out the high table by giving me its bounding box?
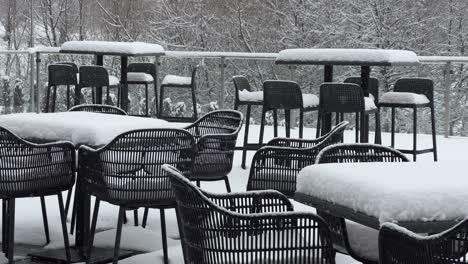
[0,112,179,263]
[294,162,468,234]
[60,41,165,112]
[276,48,420,142]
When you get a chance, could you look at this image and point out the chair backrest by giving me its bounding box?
[319,83,365,113]
[78,128,195,207]
[263,80,303,110]
[232,75,252,102]
[0,127,75,198]
[128,63,156,79]
[393,78,434,103]
[186,110,243,179]
[56,62,79,73]
[316,143,409,164]
[344,77,379,102]
[164,164,336,264]
[247,121,348,197]
[379,219,468,264]
[48,64,78,86]
[68,104,127,115]
[79,65,110,87]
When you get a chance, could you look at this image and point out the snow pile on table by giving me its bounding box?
[0,112,179,146]
[380,92,430,105]
[60,41,165,55]
[276,48,420,66]
[296,161,468,222]
[162,75,191,85]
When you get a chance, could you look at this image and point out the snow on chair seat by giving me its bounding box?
[365,97,377,111]
[379,91,430,105]
[238,90,263,102]
[162,75,192,86]
[127,72,154,83]
[345,220,379,262]
[303,93,319,108]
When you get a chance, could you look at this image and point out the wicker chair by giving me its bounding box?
[68,104,127,115]
[316,143,409,264]
[0,127,74,263]
[247,121,348,197]
[163,164,336,264]
[379,219,468,264]
[316,83,381,144]
[79,128,195,264]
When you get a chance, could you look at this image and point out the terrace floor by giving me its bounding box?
[1,125,463,264]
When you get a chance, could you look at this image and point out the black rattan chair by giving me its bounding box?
[316,143,409,264]
[316,83,381,144]
[232,76,263,169]
[127,63,157,116]
[163,164,336,264]
[68,104,127,115]
[378,78,437,161]
[0,127,74,263]
[79,129,195,264]
[46,63,78,112]
[159,65,199,122]
[76,66,120,106]
[247,121,348,197]
[379,219,468,264]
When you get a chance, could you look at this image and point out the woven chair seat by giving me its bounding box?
[191,152,232,179]
[345,220,379,262]
[105,175,174,204]
[127,72,154,83]
[162,75,192,86]
[380,92,430,105]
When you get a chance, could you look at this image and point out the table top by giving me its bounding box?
[295,162,468,231]
[0,112,180,147]
[276,48,420,66]
[60,41,166,57]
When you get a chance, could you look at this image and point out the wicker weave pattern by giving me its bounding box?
[0,127,75,198]
[247,122,348,197]
[320,83,365,113]
[79,129,195,207]
[185,110,243,180]
[263,81,304,110]
[393,78,434,103]
[379,219,468,264]
[164,165,336,264]
[68,104,127,115]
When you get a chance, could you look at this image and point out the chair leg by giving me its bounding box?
[273,109,278,138]
[375,109,382,144]
[316,110,321,138]
[258,108,267,146]
[430,105,438,161]
[391,107,396,148]
[66,85,71,109]
[196,181,200,188]
[145,83,149,116]
[40,196,50,244]
[159,85,165,118]
[241,105,251,169]
[52,86,58,113]
[153,82,158,116]
[299,109,304,139]
[6,199,14,264]
[86,198,100,264]
[134,210,139,226]
[160,209,169,264]
[413,107,417,161]
[224,177,231,193]
[113,207,125,264]
[355,113,359,143]
[106,86,111,105]
[65,189,72,215]
[45,85,52,112]
[74,85,81,106]
[57,194,71,262]
[191,85,198,121]
[142,208,149,228]
[70,191,78,235]
[285,110,291,138]
[2,199,7,253]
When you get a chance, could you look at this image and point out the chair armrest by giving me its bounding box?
[266,137,322,148]
[247,146,319,197]
[201,189,294,214]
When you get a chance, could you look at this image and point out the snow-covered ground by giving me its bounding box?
[1,124,461,264]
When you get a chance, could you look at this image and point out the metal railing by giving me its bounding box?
[0,48,464,138]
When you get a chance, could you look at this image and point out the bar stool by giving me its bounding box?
[76,66,120,106]
[344,77,380,142]
[257,80,319,152]
[232,76,264,169]
[378,78,437,161]
[316,83,381,143]
[159,65,198,122]
[45,63,78,112]
[127,63,156,116]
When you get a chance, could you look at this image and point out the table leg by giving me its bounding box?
[121,56,129,112]
[321,65,333,135]
[96,55,104,104]
[360,66,371,142]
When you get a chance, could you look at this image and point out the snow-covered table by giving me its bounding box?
[276,48,420,142]
[60,41,165,112]
[294,162,466,233]
[0,112,177,147]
